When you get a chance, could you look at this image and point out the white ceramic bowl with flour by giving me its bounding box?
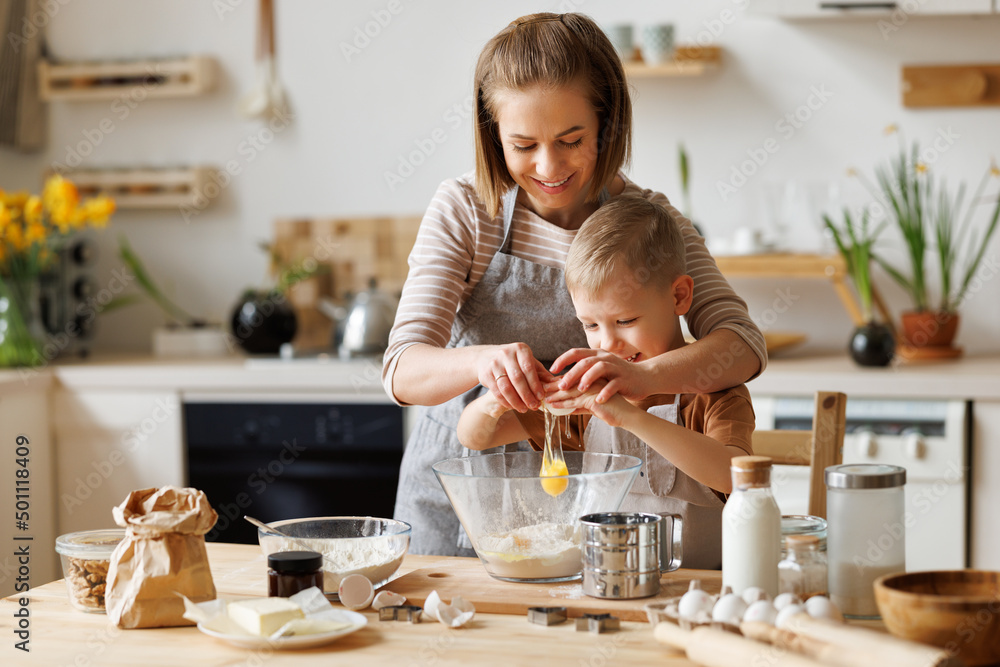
[433,452,641,583]
[258,517,410,596]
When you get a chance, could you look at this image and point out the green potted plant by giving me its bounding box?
[823,208,894,366]
[856,128,1000,355]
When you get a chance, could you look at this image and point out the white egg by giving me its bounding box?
[678,588,714,621]
[805,595,844,622]
[775,603,806,629]
[711,593,748,626]
[743,599,777,625]
[741,586,769,605]
[773,592,803,611]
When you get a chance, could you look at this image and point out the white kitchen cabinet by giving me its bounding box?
[971,401,1000,570]
[749,0,993,17]
[0,381,58,597]
[52,388,184,535]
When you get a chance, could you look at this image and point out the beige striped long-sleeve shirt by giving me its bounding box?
[381,172,767,404]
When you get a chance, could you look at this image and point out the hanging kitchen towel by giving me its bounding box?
[105,486,219,628]
[0,0,46,152]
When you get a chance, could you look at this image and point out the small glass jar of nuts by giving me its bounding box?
[55,529,125,613]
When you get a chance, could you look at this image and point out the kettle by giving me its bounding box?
[318,278,398,358]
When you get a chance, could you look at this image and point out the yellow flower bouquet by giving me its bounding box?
[0,175,114,367]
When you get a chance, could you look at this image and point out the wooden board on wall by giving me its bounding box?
[902,63,1000,108]
[272,217,421,349]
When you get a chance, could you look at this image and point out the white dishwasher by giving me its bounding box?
[753,396,970,571]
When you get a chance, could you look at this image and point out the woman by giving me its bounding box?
[382,12,766,556]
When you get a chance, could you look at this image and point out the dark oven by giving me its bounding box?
[183,396,405,544]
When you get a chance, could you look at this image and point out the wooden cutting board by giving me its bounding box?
[387,557,722,622]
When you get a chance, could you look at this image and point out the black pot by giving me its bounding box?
[849,322,895,367]
[230,290,297,354]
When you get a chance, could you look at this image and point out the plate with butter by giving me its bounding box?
[184,588,367,649]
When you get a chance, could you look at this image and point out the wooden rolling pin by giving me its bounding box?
[654,622,831,667]
[768,613,963,667]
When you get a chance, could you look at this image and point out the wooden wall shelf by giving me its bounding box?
[716,252,895,333]
[56,167,217,209]
[38,56,216,101]
[902,63,1000,108]
[623,45,722,78]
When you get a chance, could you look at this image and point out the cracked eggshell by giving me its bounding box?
[425,590,475,628]
[372,590,406,611]
[743,600,777,626]
[542,400,575,417]
[337,574,374,611]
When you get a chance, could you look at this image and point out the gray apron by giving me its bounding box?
[394,187,599,556]
[584,395,726,570]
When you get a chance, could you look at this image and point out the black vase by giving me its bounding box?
[849,322,895,367]
[230,290,297,354]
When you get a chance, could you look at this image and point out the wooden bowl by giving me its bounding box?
[874,570,1000,666]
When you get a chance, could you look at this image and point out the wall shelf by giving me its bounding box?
[716,252,895,334]
[38,56,216,101]
[623,46,722,78]
[56,167,217,209]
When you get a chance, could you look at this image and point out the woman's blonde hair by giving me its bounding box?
[473,13,632,218]
[565,197,687,296]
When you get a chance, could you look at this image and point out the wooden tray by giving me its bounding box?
[386,557,721,622]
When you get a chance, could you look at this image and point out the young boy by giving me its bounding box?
[456,197,755,569]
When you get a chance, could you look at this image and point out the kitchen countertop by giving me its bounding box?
[3,350,1000,399]
[0,543,708,666]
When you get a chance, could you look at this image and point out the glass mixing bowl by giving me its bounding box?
[433,451,641,583]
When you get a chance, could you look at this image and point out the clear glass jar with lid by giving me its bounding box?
[778,534,827,598]
[825,463,906,618]
[781,515,827,558]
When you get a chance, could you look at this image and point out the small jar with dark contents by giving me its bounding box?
[267,551,324,597]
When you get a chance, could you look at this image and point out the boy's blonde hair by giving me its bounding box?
[473,13,632,218]
[565,197,687,296]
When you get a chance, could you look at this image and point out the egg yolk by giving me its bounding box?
[539,458,569,497]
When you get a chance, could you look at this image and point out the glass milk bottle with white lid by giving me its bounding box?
[825,464,906,618]
[722,456,781,597]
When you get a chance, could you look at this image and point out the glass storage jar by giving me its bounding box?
[825,464,906,618]
[781,515,827,558]
[778,534,827,598]
[54,529,126,613]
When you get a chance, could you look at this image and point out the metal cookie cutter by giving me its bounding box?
[527,607,568,626]
[575,613,620,634]
[378,605,423,623]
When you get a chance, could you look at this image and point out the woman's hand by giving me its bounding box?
[479,343,554,413]
[549,348,653,404]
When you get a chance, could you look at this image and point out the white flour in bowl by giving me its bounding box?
[261,535,406,591]
[476,522,581,580]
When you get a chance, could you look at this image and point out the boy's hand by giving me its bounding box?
[549,348,652,404]
[544,379,634,429]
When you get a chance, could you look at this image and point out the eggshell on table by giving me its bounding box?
[372,590,406,610]
[337,574,374,610]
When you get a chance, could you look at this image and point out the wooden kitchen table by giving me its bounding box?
[0,542,710,666]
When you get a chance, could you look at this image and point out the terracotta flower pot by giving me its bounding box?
[900,311,959,349]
